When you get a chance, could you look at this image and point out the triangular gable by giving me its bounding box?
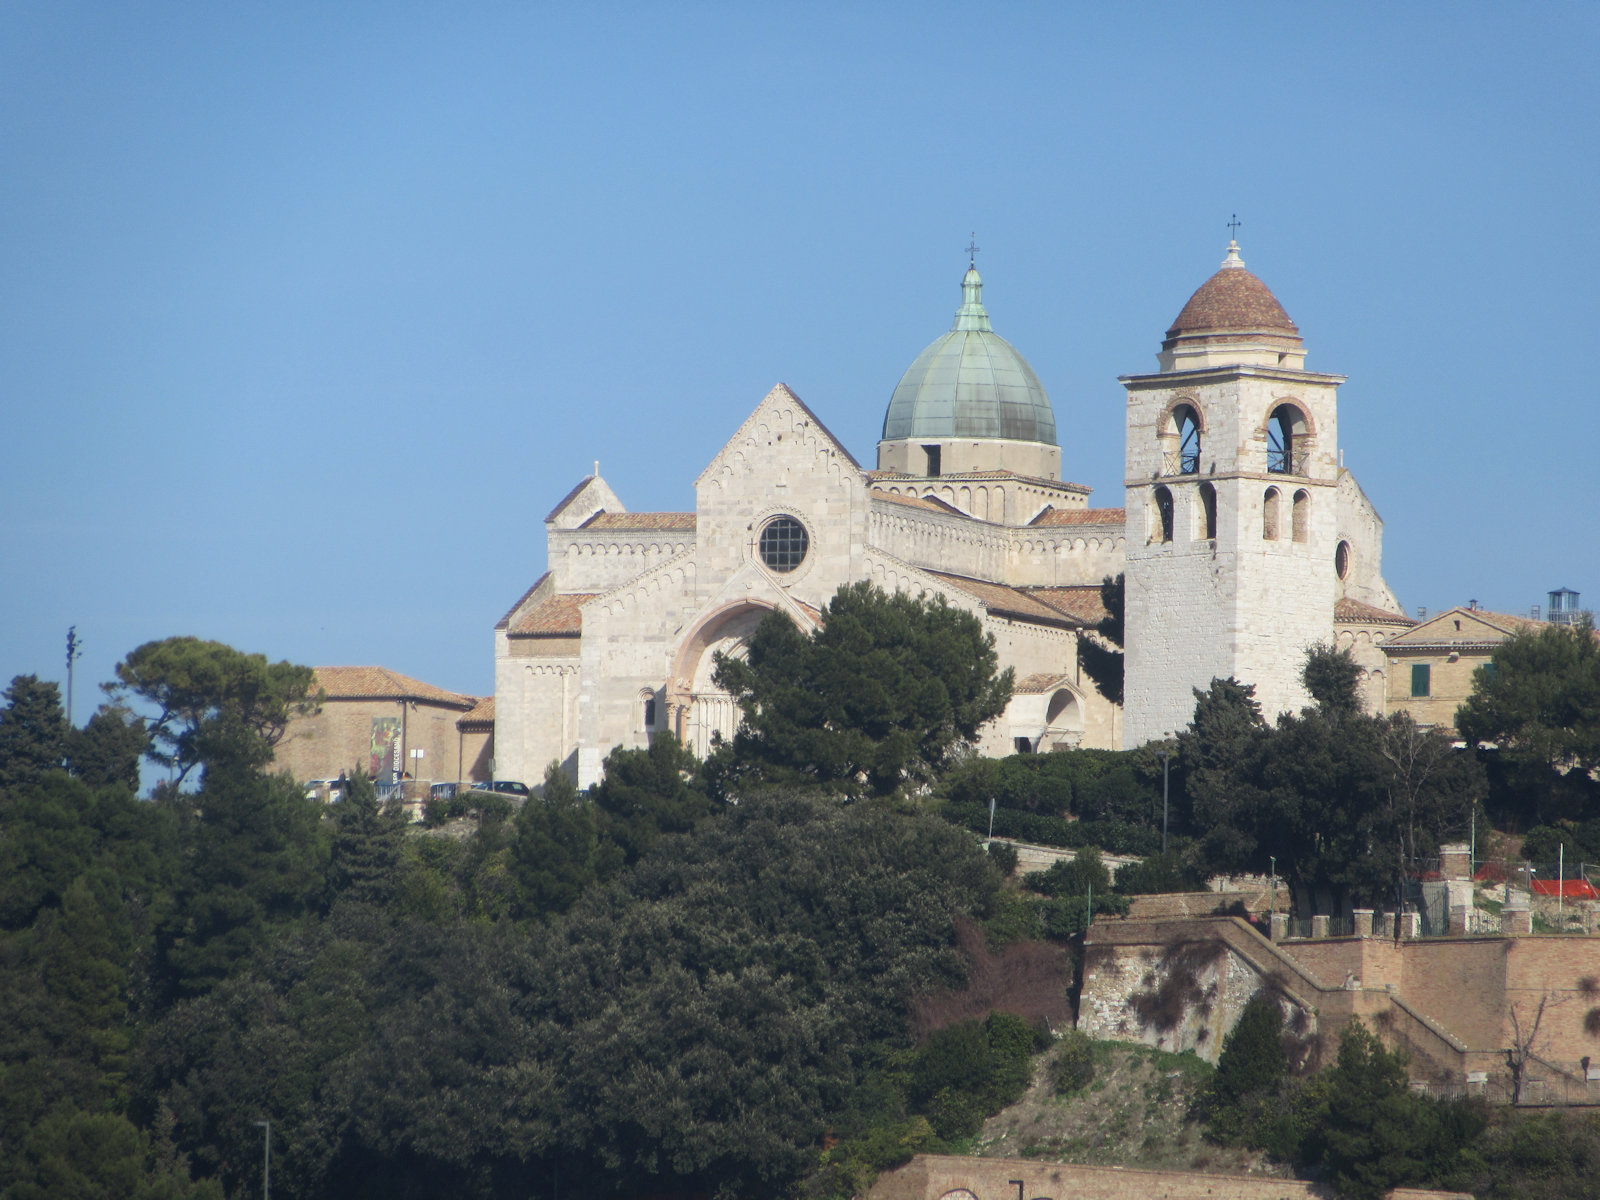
[688,557,823,633]
[1388,607,1537,647]
[694,382,863,489]
[545,474,626,529]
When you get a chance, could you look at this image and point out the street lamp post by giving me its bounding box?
[254,1119,271,1200]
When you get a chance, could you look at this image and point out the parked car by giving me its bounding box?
[467,779,531,799]
[304,778,347,802]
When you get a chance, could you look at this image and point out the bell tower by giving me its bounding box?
[1121,240,1347,747]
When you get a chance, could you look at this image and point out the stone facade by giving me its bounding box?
[1382,606,1546,732]
[493,244,1408,786]
[273,666,489,786]
[1081,910,1600,1104]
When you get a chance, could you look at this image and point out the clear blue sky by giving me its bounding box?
[4,2,1596,714]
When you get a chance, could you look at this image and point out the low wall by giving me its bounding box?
[867,1154,1472,1200]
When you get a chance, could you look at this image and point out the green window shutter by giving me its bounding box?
[1411,664,1432,697]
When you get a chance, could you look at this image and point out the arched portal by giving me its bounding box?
[1042,688,1085,751]
[665,599,801,760]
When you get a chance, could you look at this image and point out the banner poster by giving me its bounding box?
[370,717,401,782]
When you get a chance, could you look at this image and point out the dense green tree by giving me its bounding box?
[1177,677,1270,873]
[591,732,710,865]
[509,763,607,918]
[65,704,147,793]
[0,675,67,794]
[3,1106,222,1200]
[1205,994,1286,1116]
[1181,650,1481,904]
[1307,1021,1485,1200]
[158,769,330,997]
[109,638,317,783]
[1077,574,1124,706]
[710,582,1012,797]
[326,770,405,908]
[1457,615,1600,825]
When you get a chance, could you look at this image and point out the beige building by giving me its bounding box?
[495,242,1409,788]
[273,666,493,787]
[1382,606,1545,733]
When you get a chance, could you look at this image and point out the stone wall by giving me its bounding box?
[273,695,472,785]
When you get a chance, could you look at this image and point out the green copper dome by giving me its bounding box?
[882,267,1057,445]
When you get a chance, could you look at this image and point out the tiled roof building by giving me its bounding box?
[493,243,1407,785]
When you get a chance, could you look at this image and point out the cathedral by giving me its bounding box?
[493,241,1410,787]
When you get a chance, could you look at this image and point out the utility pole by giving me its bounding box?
[254,1119,271,1200]
[65,626,83,727]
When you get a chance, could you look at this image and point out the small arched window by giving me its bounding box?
[1263,487,1280,540]
[1268,404,1308,474]
[1292,489,1310,543]
[1174,404,1201,475]
[1335,540,1352,580]
[1198,482,1217,540]
[1153,485,1174,544]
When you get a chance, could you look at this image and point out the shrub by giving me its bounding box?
[1052,1030,1095,1095]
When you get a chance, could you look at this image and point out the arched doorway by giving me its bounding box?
[1042,689,1085,751]
[665,600,779,760]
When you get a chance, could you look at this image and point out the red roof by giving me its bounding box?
[311,667,475,708]
[578,511,696,532]
[1168,263,1298,337]
[509,592,597,636]
[1029,506,1126,527]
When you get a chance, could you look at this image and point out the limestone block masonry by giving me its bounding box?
[491,243,1410,783]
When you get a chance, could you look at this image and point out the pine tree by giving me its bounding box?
[0,675,67,794]
[327,769,404,907]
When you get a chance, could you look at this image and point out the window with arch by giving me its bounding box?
[758,515,809,572]
[1263,487,1280,540]
[1198,482,1217,540]
[1153,485,1174,543]
[1173,404,1201,475]
[1292,489,1310,543]
[1335,540,1352,580]
[1268,404,1308,474]
[640,690,658,732]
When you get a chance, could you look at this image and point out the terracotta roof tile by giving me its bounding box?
[496,572,550,631]
[312,667,475,708]
[1024,586,1111,625]
[457,696,495,727]
[927,572,1083,629]
[577,511,696,532]
[1029,506,1127,527]
[509,592,597,636]
[1168,265,1298,337]
[1334,597,1415,626]
[876,491,950,514]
